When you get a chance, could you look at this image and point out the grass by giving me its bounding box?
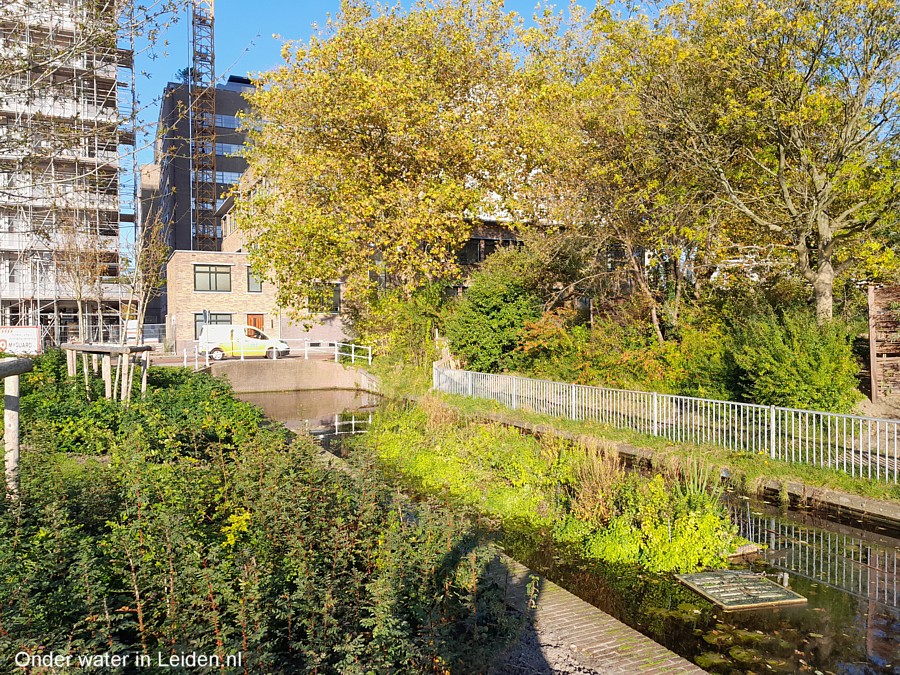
[364,358,432,399]
[436,393,900,504]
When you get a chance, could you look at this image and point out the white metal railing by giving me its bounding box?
[280,339,373,365]
[432,365,900,483]
[305,412,374,437]
[183,339,372,369]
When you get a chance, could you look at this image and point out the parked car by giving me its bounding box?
[198,324,289,360]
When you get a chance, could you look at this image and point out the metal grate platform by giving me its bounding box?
[676,570,807,610]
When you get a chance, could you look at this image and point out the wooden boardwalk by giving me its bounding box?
[493,555,705,674]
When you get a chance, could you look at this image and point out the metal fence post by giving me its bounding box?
[368,346,372,365]
[769,405,776,459]
[570,383,577,420]
[511,376,518,410]
[334,342,339,363]
[351,343,356,365]
[304,340,309,360]
[652,391,659,436]
[468,370,474,397]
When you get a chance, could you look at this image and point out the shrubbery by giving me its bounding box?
[444,249,543,373]
[2,353,516,672]
[348,283,447,368]
[730,308,862,412]
[435,246,867,413]
[365,398,739,574]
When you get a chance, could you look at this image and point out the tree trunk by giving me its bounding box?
[796,236,835,325]
[813,265,834,323]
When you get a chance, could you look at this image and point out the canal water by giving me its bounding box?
[237,389,379,436]
[242,391,899,674]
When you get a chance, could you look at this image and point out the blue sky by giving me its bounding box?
[135,0,347,167]
[134,0,548,167]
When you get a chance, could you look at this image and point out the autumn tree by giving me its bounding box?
[507,6,732,342]
[233,0,520,313]
[628,0,900,322]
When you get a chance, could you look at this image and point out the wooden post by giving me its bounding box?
[868,285,879,403]
[141,351,150,396]
[4,374,19,499]
[112,354,121,399]
[126,355,136,403]
[120,353,130,402]
[102,353,112,398]
[1,357,32,500]
[81,353,90,400]
[66,348,76,377]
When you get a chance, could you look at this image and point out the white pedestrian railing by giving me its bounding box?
[305,412,374,438]
[432,365,900,484]
[183,340,373,369]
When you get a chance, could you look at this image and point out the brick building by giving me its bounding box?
[165,210,347,354]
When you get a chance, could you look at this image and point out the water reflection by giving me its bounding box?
[731,500,900,612]
[236,389,380,433]
[730,500,900,672]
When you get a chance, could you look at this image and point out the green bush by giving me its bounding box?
[2,358,517,672]
[444,250,543,373]
[518,310,734,398]
[348,283,447,368]
[365,398,739,574]
[731,308,862,412]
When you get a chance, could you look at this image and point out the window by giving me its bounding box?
[195,170,242,185]
[247,268,262,293]
[194,312,232,339]
[214,114,240,129]
[215,142,244,156]
[8,261,19,283]
[193,264,231,292]
[308,283,341,314]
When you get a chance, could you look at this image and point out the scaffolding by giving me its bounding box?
[0,0,131,345]
[190,0,216,251]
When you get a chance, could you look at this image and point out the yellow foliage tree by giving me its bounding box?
[233,0,520,315]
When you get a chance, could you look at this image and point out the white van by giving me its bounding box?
[198,324,290,360]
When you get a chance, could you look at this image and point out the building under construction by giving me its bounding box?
[148,74,254,253]
[0,0,132,345]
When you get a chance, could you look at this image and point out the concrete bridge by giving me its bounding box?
[207,358,379,394]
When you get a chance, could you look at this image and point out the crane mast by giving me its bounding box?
[190,0,217,250]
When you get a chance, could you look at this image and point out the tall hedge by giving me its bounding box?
[731,308,862,413]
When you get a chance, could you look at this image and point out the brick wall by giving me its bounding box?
[165,250,349,354]
[166,250,280,353]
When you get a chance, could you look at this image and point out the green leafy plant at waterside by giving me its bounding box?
[364,397,739,574]
[731,307,862,412]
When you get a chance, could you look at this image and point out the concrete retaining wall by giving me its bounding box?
[209,359,378,394]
